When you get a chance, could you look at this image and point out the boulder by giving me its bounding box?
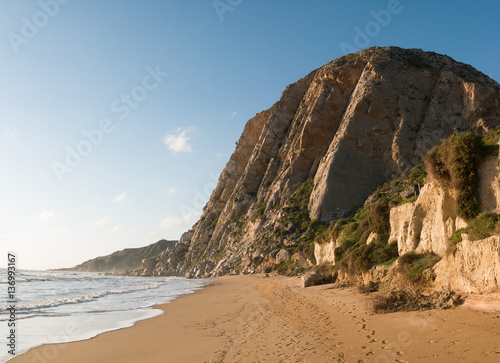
[301,272,324,288]
[276,249,291,263]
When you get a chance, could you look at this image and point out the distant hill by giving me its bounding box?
[62,240,176,273]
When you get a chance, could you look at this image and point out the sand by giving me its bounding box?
[12,275,500,362]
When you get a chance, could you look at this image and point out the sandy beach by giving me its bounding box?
[13,275,500,363]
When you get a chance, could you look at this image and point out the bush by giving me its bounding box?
[452,212,500,243]
[398,252,441,282]
[482,128,500,154]
[466,212,500,240]
[316,165,428,278]
[369,199,390,239]
[358,281,379,294]
[371,289,462,313]
[271,259,305,275]
[337,240,399,277]
[424,132,484,219]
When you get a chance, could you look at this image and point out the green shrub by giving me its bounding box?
[398,252,441,282]
[425,132,484,219]
[467,212,500,240]
[369,199,390,239]
[369,240,399,265]
[271,259,305,275]
[482,128,500,154]
[336,240,399,277]
[314,164,427,277]
[452,212,500,243]
[450,230,463,244]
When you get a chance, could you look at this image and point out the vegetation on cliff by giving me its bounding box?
[313,164,427,278]
[425,131,500,219]
[451,212,500,244]
[267,179,329,274]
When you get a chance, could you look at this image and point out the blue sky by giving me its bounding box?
[0,0,499,270]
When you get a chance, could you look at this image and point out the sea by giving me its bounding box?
[0,269,208,362]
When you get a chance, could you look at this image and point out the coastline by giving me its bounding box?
[12,275,500,362]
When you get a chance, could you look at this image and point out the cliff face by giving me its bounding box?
[314,153,500,293]
[387,155,500,293]
[134,46,500,279]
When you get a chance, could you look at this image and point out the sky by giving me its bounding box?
[0,0,499,270]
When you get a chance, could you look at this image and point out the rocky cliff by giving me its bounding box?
[133,46,500,280]
[389,154,500,293]
[64,239,176,273]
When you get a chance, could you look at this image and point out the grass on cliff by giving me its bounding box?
[425,131,499,220]
[450,212,500,245]
[337,240,399,277]
[268,179,329,273]
[313,164,427,278]
[398,251,441,283]
[266,259,308,276]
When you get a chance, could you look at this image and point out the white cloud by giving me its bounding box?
[86,217,111,227]
[114,192,127,203]
[111,225,121,232]
[146,231,159,237]
[227,111,237,118]
[161,213,200,229]
[165,188,176,196]
[5,128,17,139]
[164,127,194,154]
[39,210,65,222]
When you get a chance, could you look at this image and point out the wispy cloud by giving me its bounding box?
[5,128,17,139]
[39,210,65,222]
[146,231,159,237]
[161,213,199,229]
[164,127,195,154]
[165,188,176,196]
[111,225,121,232]
[86,217,111,227]
[113,192,127,203]
[227,111,237,118]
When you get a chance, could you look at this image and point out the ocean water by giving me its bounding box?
[0,269,208,362]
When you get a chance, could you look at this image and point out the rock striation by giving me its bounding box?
[132,46,500,279]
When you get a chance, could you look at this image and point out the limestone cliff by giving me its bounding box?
[388,154,500,293]
[133,46,500,279]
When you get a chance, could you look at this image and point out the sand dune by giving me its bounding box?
[13,275,500,362]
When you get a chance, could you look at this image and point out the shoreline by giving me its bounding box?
[12,275,500,362]
[3,272,208,363]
